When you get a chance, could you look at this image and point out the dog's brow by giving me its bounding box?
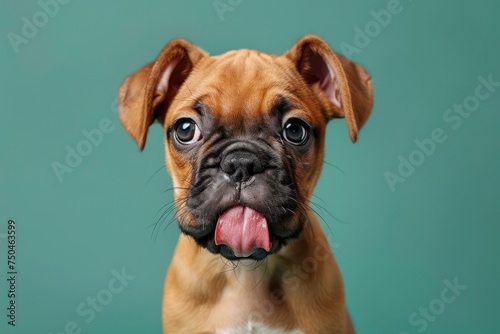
[272,95,294,116]
[192,99,207,115]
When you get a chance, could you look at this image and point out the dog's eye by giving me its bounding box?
[283,119,309,145]
[174,119,203,144]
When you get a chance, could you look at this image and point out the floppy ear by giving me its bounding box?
[284,35,373,142]
[118,39,207,150]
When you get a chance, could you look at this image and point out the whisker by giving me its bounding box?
[309,198,349,225]
[323,160,346,176]
[146,165,166,186]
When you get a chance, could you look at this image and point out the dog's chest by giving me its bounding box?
[215,321,304,334]
[211,273,304,334]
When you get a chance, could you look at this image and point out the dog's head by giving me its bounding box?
[119,35,373,260]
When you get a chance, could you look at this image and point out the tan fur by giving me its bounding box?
[119,35,373,333]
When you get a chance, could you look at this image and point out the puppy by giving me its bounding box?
[119,35,373,333]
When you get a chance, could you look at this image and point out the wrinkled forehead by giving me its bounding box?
[170,49,319,123]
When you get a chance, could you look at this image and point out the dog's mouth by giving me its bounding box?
[214,206,272,259]
[180,202,302,261]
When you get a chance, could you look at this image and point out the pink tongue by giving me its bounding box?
[215,206,271,257]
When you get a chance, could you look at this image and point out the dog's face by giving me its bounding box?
[164,51,327,260]
[119,35,373,260]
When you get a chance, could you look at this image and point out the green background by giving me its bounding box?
[1,0,499,333]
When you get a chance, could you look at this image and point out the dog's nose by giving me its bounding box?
[221,151,264,183]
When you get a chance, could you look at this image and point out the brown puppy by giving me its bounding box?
[119,35,373,333]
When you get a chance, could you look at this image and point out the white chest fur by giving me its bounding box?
[210,260,305,334]
[215,321,304,334]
